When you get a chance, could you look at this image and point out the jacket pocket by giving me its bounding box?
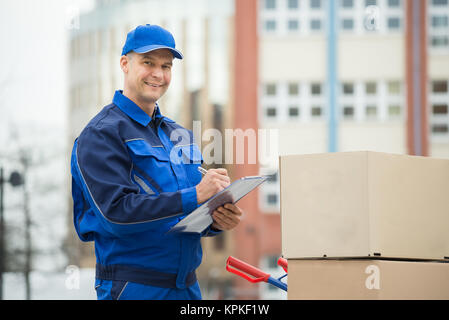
[126,139,175,191]
[126,139,170,161]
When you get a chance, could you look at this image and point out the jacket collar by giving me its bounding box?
[112,90,162,126]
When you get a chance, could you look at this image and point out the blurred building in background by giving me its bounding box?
[67,0,449,300]
[236,0,449,300]
[258,0,449,212]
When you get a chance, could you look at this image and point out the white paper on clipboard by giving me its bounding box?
[167,176,267,234]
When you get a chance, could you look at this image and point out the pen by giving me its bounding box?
[198,166,208,176]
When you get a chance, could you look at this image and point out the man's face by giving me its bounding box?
[122,49,173,108]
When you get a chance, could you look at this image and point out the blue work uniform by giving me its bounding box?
[70,90,221,300]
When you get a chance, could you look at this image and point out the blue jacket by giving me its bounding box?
[71,90,220,298]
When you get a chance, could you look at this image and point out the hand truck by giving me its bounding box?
[226,256,288,291]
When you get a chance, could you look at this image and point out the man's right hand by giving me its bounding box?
[195,168,231,204]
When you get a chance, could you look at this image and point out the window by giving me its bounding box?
[343,105,354,119]
[432,124,448,133]
[388,105,401,117]
[388,81,401,94]
[366,105,377,118]
[259,0,326,36]
[336,0,403,34]
[310,19,322,30]
[266,107,277,117]
[288,83,299,95]
[265,20,277,31]
[265,0,276,9]
[366,82,377,95]
[387,17,401,30]
[432,0,448,6]
[429,79,449,139]
[386,80,404,120]
[341,0,354,8]
[260,82,325,123]
[342,18,354,30]
[431,36,449,47]
[267,194,278,205]
[288,19,299,31]
[428,1,449,50]
[433,104,448,115]
[266,83,277,96]
[311,83,322,95]
[311,106,322,117]
[288,0,299,9]
[338,80,405,122]
[338,80,404,122]
[431,15,448,28]
[388,0,400,7]
[343,83,354,95]
[311,0,321,9]
[432,80,448,93]
[289,106,299,117]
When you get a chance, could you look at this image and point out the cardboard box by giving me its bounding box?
[287,259,449,300]
[280,151,449,260]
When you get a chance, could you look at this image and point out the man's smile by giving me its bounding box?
[144,81,164,88]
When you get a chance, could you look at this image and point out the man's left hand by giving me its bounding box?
[211,203,243,231]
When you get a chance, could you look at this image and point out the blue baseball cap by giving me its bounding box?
[121,24,183,59]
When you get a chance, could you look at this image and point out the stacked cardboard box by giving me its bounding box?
[279,151,449,299]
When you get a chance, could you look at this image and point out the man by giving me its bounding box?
[70,24,243,300]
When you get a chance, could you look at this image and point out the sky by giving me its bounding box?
[0,0,95,275]
[0,0,94,130]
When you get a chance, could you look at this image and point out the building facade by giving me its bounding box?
[235,0,449,299]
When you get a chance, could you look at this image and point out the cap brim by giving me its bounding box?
[133,44,183,59]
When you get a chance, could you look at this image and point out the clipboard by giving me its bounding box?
[168,176,267,234]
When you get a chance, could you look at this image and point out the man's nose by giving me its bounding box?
[150,67,163,79]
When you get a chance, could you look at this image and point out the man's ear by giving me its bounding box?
[120,55,129,73]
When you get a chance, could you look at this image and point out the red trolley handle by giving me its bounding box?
[226,256,270,283]
[277,257,288,273]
